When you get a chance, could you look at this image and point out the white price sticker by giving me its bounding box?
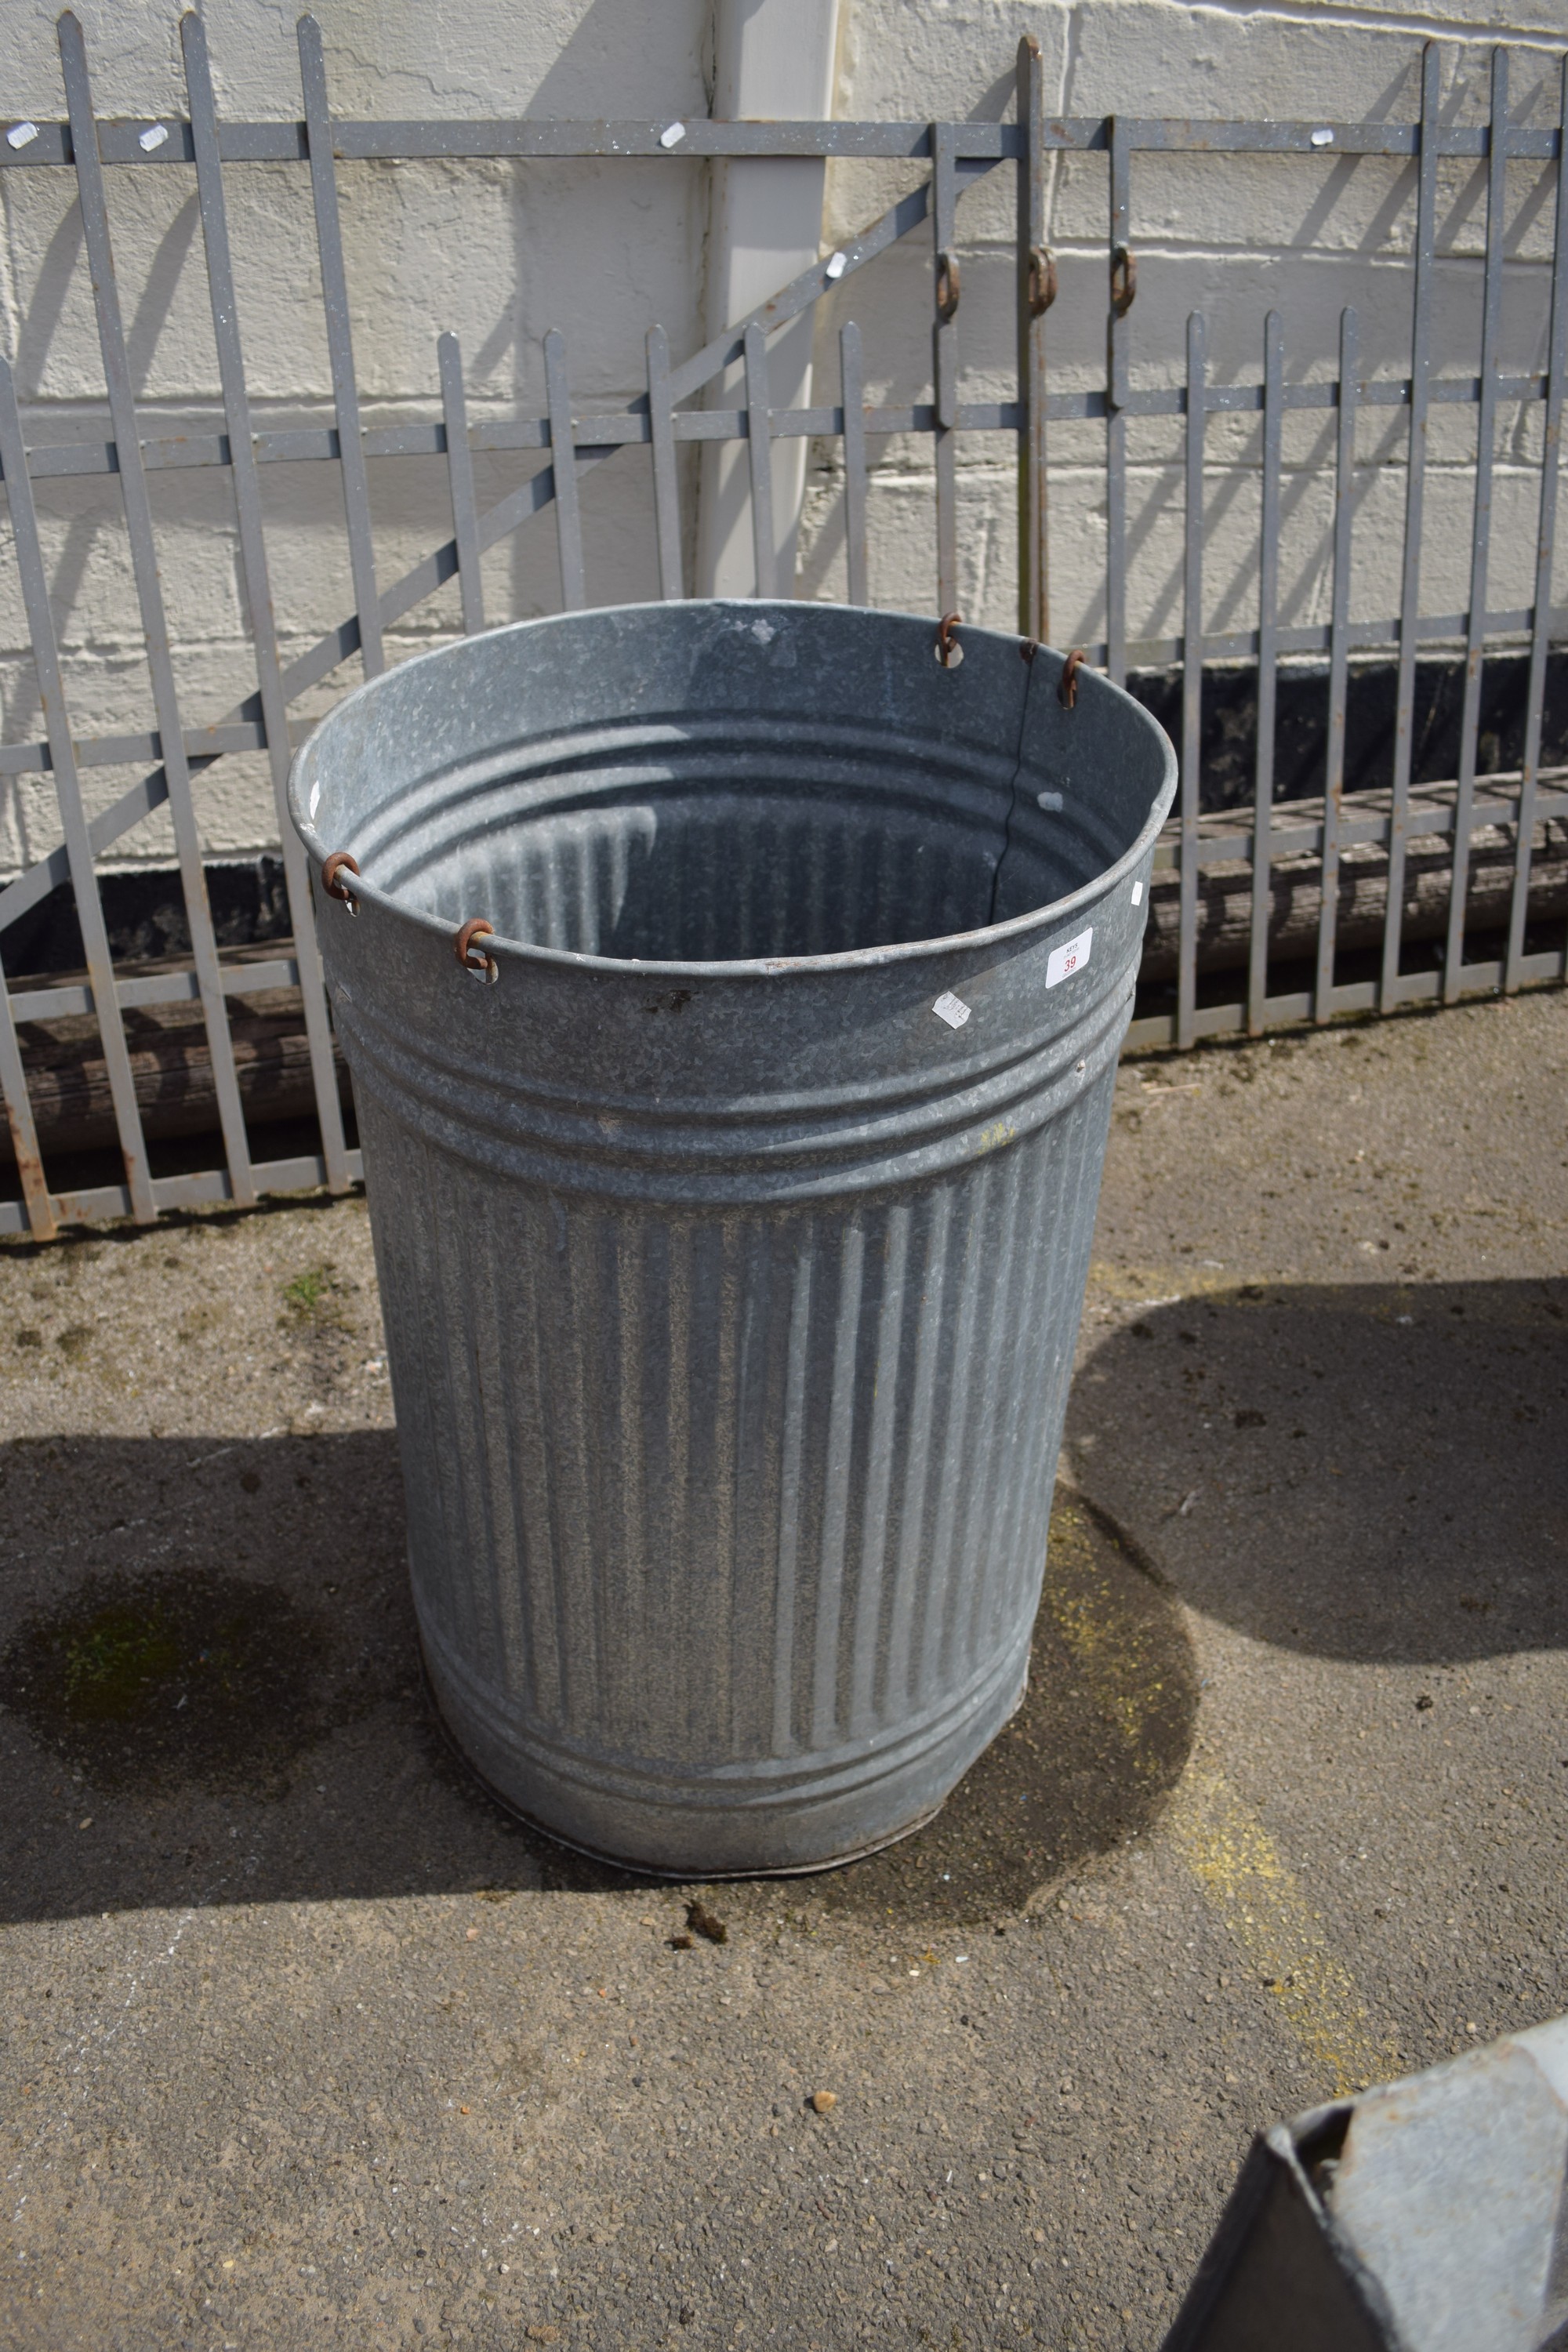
[931,991,971,1029]
[1046,926,1092,988]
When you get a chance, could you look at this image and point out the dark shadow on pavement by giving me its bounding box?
[0,1428,1196,1928]
[1065,1276,1568,1664]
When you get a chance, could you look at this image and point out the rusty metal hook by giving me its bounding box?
[455,916,499,983]
[1110,245,1137,319]
[1027,245,1057,319]
[935,612,964,669]
[321,850,361,914]
[1058,648,1086,709]
[935,249,961,322]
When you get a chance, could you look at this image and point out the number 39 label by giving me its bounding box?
[1045,926,1093,988]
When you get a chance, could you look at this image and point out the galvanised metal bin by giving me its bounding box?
[290,601,1176,1874]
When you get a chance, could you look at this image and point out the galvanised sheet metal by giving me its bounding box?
[1163,2014,1568,2352]
[290,599,1175,1874]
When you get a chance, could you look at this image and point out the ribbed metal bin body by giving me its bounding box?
[290,601,1176,1874]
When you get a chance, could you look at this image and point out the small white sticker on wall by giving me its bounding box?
[1046,926,1093,987]
[7,122,38,149]
[932,991,971,1029]
[139,122,169,151]
[1131,878,1143,906]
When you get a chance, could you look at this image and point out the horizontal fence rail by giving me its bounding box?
[0,13,1563,1235]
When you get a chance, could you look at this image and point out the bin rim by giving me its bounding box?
[289,598,1178,982]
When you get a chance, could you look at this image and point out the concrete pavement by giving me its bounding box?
[1,986,1563,2350]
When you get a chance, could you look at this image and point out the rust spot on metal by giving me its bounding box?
[936,611,964,669]
[3,1103,56,1242]
[1110,245,1137,319]
[1058,647,1087,708]
[935,249,961,322]
[1020,638,1038,666]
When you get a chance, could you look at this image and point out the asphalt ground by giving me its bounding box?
[0,986,1563,2352]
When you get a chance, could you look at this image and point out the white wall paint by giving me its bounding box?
[0,0,1563,888]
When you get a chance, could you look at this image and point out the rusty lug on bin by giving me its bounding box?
[935,249,961,321]
[455,916,499,982]
[1027,245,1057,318]
[322,850,361,912]
[1110,245,1137,318]
[1058,648,1086,708]
[935,611,964,669]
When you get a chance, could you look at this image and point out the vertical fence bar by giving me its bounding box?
[0,946,54,1241]
[1445,46,1508,1000]
[183,9,350,1193]
[1248,310,1283,1034]
[1507,53,1568,992]
[932,120,960,617]
[1381,40,1442,1011]
[646,325,683,601]
[840,321,869,607]
[743,322,777,599]
[59,10,256,1208]
[0,355,156,1225]
[438,332,485,636]
[1105,118,1133,688]
[299,13,384,678]
[1316,306,1359,1025]
[1178,311,1206,1051]
[1016,33,1048,641]
[543,328,586,611]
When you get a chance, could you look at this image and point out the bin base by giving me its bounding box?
[416,1620,1031,1878]
[431,1714,947,1880]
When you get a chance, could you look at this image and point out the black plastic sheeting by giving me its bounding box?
[1127,644,1568,817]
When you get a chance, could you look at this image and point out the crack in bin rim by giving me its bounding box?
[288,598,1178,981]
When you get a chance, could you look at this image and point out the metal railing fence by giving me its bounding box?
[0,13,1563,1236]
